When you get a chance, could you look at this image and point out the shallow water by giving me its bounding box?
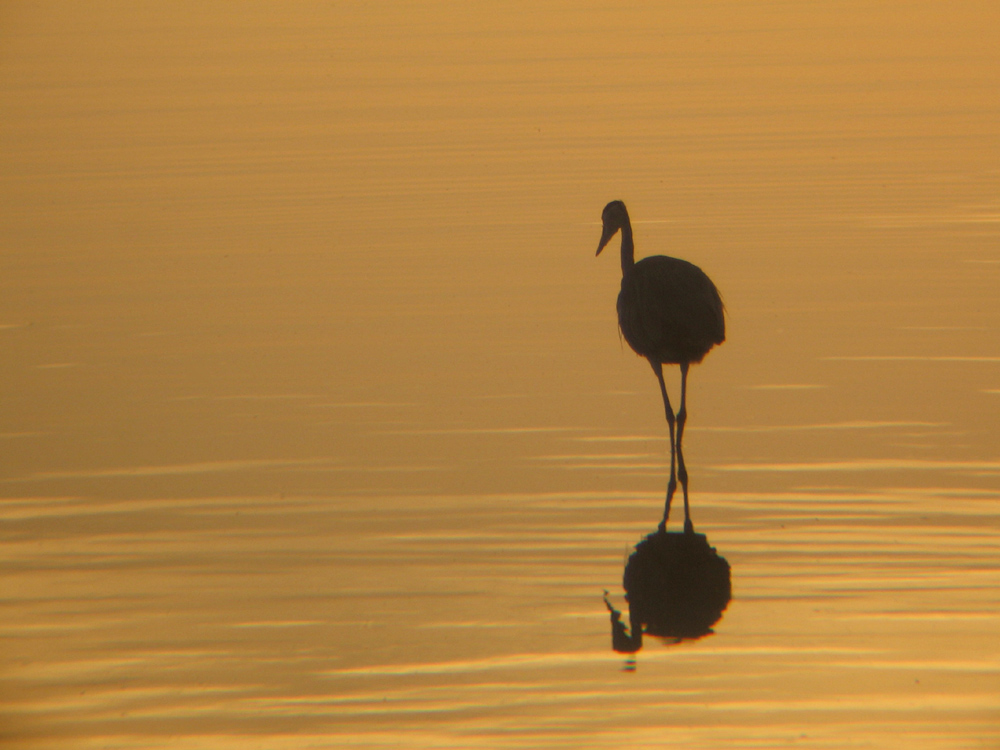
[2,2,999,747]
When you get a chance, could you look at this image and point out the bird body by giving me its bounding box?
[617,255,725,366]
[596,200,725,534]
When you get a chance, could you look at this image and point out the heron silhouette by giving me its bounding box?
[597,200,725,534]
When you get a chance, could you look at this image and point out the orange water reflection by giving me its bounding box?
[3,1,1000,747]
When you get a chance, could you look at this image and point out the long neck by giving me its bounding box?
[619,219,635,276]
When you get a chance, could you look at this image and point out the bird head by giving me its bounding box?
[597,200,628,256]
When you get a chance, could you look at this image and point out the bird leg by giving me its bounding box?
[651,361,677,533]
[676,363,693,535]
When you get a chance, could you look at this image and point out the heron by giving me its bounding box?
[596,200,725,534]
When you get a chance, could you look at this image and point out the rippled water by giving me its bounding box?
[2,2,999,747]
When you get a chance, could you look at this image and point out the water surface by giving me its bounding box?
[2,2,999,747]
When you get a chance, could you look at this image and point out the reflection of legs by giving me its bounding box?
[651,361,676,533]
[676,363,693,534]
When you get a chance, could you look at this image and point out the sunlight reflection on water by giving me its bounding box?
[2,0,1000,747]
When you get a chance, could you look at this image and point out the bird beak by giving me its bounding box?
[596,224,616,256]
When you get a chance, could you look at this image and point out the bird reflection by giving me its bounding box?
[597,200,725,532]
[605,529,731,654]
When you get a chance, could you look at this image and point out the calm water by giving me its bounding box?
[2,2,999,747]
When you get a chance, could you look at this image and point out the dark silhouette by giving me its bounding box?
[597,200,725,533]
[605,590,641,654]
[605,529,731,653]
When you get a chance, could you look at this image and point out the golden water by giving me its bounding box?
[2,2,999,747]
